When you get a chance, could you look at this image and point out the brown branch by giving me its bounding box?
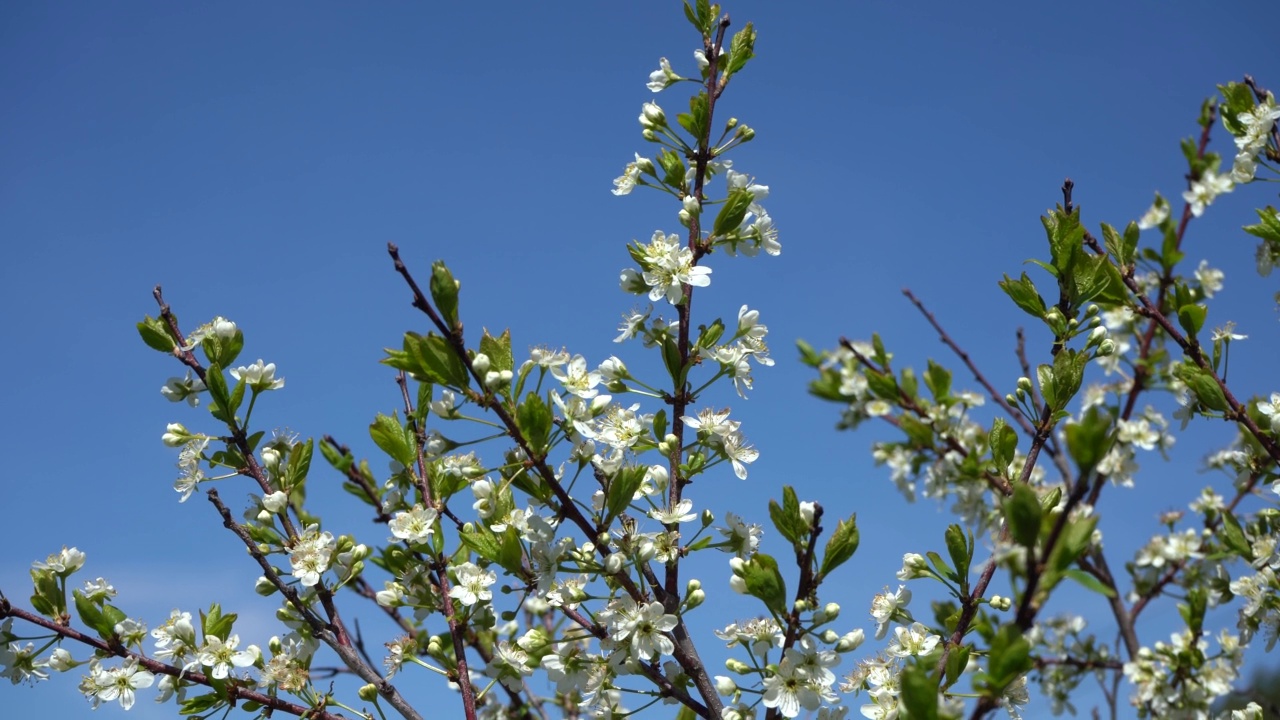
[0,601,351,720]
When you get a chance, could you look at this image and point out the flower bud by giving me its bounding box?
[989,595,1012,611]
[735,125,755,142]
[256,509,273,524]
[162,423,190,447]
[640,102,666,128]
[605,553,624,575]
[702,509,715,527]
[1097,339,1116,357]
[255,576,278,596]
[725,658,752,675]
[685,588,705,609]
[729,575,746,594]
[725,117,739,130]
[642,129,658,142]
[427,635,443,654]
[794,598,809,612]
[678,209,693,227]
[836,629,865,653]
[262,445,282,469]
[268,636,283,654]
[262,491,288,513]
[821,630,840,644]
[714,675,738,696]
[1086,325,1108,348]
[824,602,841,620]
[358,684,380,702]
[471,353,491,376]
[682,194,701,216]
[48,648,76,672]
[1017,377,1033,394]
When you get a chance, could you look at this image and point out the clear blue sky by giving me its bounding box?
[2,2,1277,718]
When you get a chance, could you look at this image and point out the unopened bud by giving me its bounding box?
[989,595,1012,611]
[725,117,739,130]
[682,194,701,216]
[836,629,866,653]
[255,576,278,596]
[640,102,666,128]
[685,588,705,609]
[162,423,190,447]
[735,125,755,142]
[471,353,491,375]
[358,684,379,702]
[714,675,738,696]
[821,629,840,644]
[262,490,288,513]
[1017,377,1033,394]
[261,445,282,468]
[605,553,624,574]
[642,129,659,142]
[725,658,752,675]
[256,509,273,524]
[702,509,715,527]
[1097,339,1116,357]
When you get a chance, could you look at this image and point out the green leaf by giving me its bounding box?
[926,551,959,584]
[999,273,1048,319]
[179,692,226,716]
[661,333,685,384]
[1064,406,1111,475]
[712,187,754,239]
[737,553,788,616]
[460,524,503,564]
[677,92,710,141]
[1178,303,1207,339]
[137,315,176,352]
[1219,82,1257,135]
[819,513,859,577]
[1036,363,1057,411]
[652,409,668,443]
[899,415,934,449]
[497,527,525,575]
[73,589,112,639]
[768,486,807,547]
[369,413,416,467]
[429,261,461,330]
[1172,362,1228,412]
[398,332,469,388]
[1043,205,1084,280]
[724,23,755,75]
[923,360,951,401]
[985,623,1033,691]
[1063,568,1116,598]
[1179,587,1208,636]
[945,644,971,688]
[205,364,233,424]
[516,392,552,457]
[1005,483,1042,549]
[606,465,648,520]
[945,524,971,589]
[901,662,939,720]
[989,418,1018,474]
[318,439,353,473]
[1050,349,1087,410]
[1047,515,1098,575]
[200,603,237,641]
[285,438,313,489]
[479,329,514,374]
[1243,207,1280,244]
[1220,510,1253,559]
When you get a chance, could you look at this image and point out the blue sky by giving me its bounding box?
[2,2,1278,718]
